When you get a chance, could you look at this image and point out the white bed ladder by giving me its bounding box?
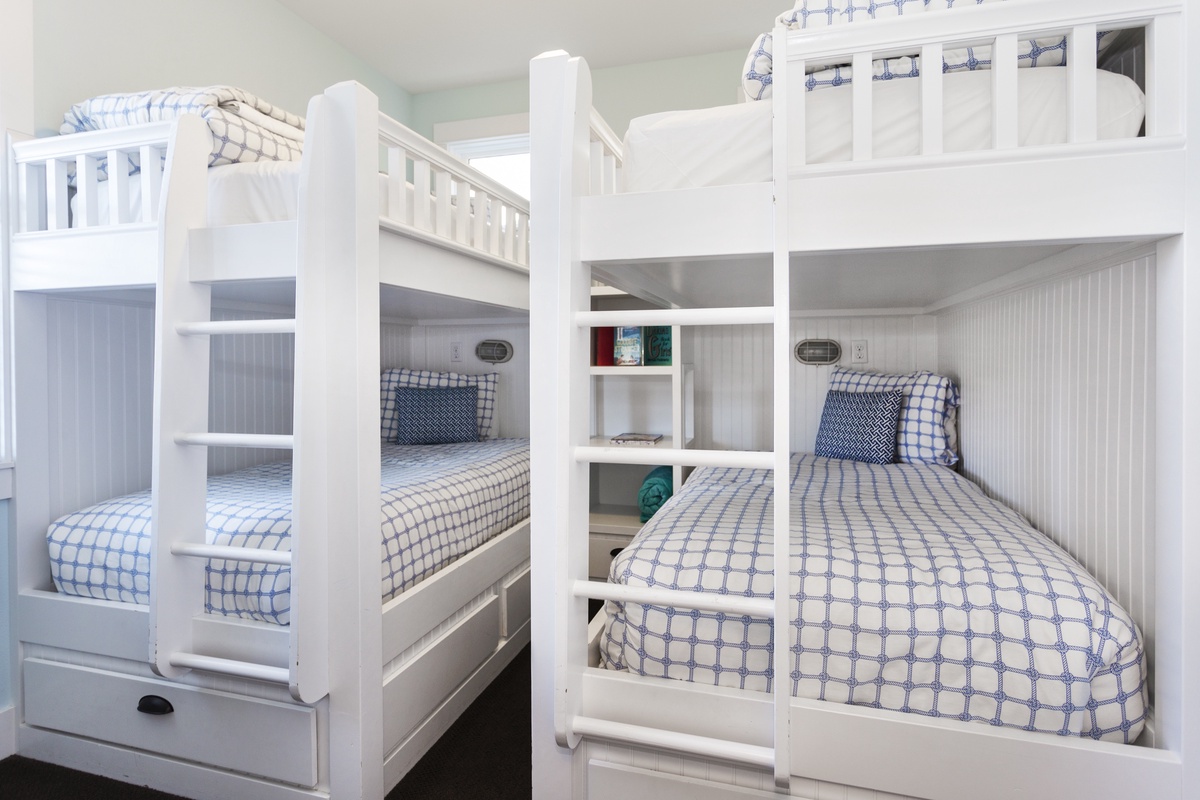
[146,114,331,705]
[532,50,794,789]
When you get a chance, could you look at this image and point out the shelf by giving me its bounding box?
[590,365,673,376]
[589,504,643,537]
[590,435,675,449]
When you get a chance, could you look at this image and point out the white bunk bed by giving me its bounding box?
[9,81,531,799]
[530,1,1191,798]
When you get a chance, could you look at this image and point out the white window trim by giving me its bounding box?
[434,113,530,160]
[434,112,529,146]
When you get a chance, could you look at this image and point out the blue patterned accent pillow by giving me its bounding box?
[381,368,499,442]
[828,367,960,466]
[814,390,904,464]
[392,386,480,445]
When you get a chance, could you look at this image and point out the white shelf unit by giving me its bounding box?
[587,292,693,577]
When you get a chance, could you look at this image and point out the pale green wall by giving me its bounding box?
[0,501,9,709]
[409,49,748,142]
[32,0,412,136]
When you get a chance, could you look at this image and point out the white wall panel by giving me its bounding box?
[687,316,935,453]
[207,307,295,476]
[45,299,154,521]
[44,299,295,520]
[392,323,531,439]
[936,255,1156,659]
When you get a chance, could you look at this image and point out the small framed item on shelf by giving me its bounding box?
[643,326,672,366]
[614,326,642,366]
[610,432,663,446]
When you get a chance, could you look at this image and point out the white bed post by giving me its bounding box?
[530,50,593,798]
[771,21,793,791]
[299,81,384,800]
[147,115,217,680]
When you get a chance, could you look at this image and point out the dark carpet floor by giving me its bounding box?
[0,645,532,800]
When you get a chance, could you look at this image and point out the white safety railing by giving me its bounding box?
[780,0,1182,172]
[588,110,623,196]
[378,114,531,267]
[13,122,177,233]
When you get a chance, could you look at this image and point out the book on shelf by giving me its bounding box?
[613,326,642,366]
[592,326,615,367]
[609,432,663,446]
[642,325,672,366]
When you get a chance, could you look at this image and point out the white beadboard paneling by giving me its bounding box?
[936,255,1156,667]
[687,316,934,453]
[46,298,154,521]
[380,321,415,368]
[388,322,531,439]
[207,307,295,475]
[44,298,296,519]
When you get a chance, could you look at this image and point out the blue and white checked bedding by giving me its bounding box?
[46,439,529,625]
[602,455,1146,743]
[61,86,305,175]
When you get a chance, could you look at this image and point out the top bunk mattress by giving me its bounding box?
[620,67,1146,193]
[601,454,1146,744]
[46,438,530,625]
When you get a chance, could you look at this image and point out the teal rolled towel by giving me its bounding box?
[638,465,674,523]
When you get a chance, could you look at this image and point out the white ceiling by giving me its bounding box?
[276,0,787,94]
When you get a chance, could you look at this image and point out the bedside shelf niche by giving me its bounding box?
[587,289,694,579]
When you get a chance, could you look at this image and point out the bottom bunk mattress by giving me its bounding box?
[601,455,1146,743]
[46,438,530,624]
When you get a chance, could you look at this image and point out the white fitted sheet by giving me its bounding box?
[621,67,1146,193]
[79,162,436,228]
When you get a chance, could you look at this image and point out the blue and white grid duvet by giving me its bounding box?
[602,455,1146,743]
[47,439,530,625]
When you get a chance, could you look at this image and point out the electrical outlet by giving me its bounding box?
[450,342,463,363]
[851,340,868,363]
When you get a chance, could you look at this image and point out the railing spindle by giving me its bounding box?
[45,159,68,231]
[851,51,873,161]
[919,43,944,155]
[1067,23,1099,143]
[991,34,1019,149]
[107,148,129,225]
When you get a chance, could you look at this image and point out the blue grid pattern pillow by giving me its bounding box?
[381,368,499,442]
[827,367,960,466]
[814,390,903,464]
[392,386,480,445]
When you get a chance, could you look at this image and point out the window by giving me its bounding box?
[435,114,530,200]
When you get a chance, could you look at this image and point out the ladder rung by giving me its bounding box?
[168,652,290,685]
[176,319,296,336]
[571,715,775,769]
[574,579,774,619]
[577,307,773,328]
[175,433,294,449]
[171,542,292,566]
[578,446,774,470]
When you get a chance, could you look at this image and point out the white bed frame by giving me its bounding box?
[8,82,530,799]
[530,1,1196,798]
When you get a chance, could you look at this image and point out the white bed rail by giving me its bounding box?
[377,114,530,268]
[779,0,1182,170]
[588,110,622,195]
[13,121,185,233]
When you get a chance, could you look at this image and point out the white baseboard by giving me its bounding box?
[0,705,15,759]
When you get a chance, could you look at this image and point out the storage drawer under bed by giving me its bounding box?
[23,658,318,787]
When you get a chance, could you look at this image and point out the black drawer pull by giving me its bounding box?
[137,695,174,715]
[609,548,624,558]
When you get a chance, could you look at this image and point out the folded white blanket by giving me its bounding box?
[61,86,305,168]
